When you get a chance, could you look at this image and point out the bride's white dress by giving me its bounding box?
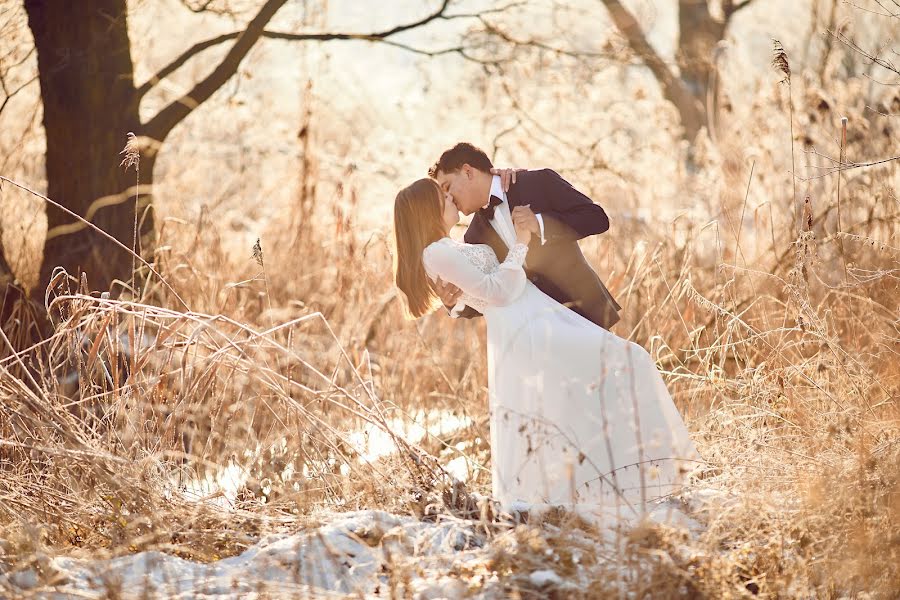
[423,237,699,515]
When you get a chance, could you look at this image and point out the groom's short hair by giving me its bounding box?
[429,143,493,177]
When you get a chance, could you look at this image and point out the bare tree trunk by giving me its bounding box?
[599,0,756,143]
[0,236,11,283]
[24,0,290,299]
[21,0,444,303]
[25,0,147,297]
[599,0,707,141]
[818,0,840,83]
[677,0,726,114]
[0,233,14,328]
[0,233,40,353]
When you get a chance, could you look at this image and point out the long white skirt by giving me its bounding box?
[483,281,700,517]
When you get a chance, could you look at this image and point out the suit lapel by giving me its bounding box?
[507,177,547,214]
[505,184,521,210]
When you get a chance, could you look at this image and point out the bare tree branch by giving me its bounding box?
[135,34,471,100]
[799,147,900,180]
[831,26,900,76]
[135,32,250,99]
[495,71,630,181]
[136,0,459,101]
[444,1,527,19]
[0,45,35,73]
[181,0,219,12]
[0,98,40,173]
[0,32,36,118]
[723,0,758,21]
[0,72,38,117]
[360,0,451,38]
[352,38,496,64]
[479,19,619,60]
[596,0,706,139]
[870,0,900,18]
[193,0,215,9]
[142,0,288,143]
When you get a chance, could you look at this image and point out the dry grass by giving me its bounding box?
[1,7,899,599]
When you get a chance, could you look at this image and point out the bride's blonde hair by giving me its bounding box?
[393,178,445,318]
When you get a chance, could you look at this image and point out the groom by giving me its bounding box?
[429,142,621,330]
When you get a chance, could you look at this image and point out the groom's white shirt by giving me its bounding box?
[485,175,545,249]
[449,175,545,318]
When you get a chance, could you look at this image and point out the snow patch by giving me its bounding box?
[529,569,562,586]
[0,490,732,598]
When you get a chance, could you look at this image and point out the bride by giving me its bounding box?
[392,177,699,516]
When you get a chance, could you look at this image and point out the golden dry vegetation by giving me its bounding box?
[0,0,898,598]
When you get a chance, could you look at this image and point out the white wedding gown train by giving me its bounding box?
[423,237,699,516]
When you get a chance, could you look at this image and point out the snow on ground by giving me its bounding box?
[0,489,733,599]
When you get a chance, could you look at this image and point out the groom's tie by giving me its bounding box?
[479,195,503,221]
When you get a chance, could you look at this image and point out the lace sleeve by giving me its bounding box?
[501,242,528,269]
[423,240,527,307]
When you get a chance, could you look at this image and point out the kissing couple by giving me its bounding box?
[393,143,699,515]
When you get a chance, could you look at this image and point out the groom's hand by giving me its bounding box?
[435,276,462,307]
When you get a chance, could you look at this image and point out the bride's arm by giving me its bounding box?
[423,242,528,307]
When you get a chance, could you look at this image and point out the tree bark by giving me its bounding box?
[24,0,291,299]
[0,231,15,328]
[677,0,725,109]
[22,0,445,301]
[599,0,706,141]
[25,0,146,296]
[599,0,756,142]
[0,234,11,284]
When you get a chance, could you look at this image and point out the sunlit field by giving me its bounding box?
[0,0,898,597]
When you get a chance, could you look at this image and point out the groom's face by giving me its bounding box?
[435,165,481,216]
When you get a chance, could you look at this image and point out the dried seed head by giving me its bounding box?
[803,194,813,231]
[837,232,900,260]
[120,132,140,170]
[252,238,264,267]
[772,39,791,85]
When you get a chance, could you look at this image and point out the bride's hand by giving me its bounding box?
[515,226,531,245]
[489,167,525,192]
[434,277,462,307]
[513,205,535,244]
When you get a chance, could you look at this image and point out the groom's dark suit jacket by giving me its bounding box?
[457,169,621,330]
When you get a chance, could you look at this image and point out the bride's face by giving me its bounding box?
[440,188,459,231]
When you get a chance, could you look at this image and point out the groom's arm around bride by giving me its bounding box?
[430,143,622,331]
